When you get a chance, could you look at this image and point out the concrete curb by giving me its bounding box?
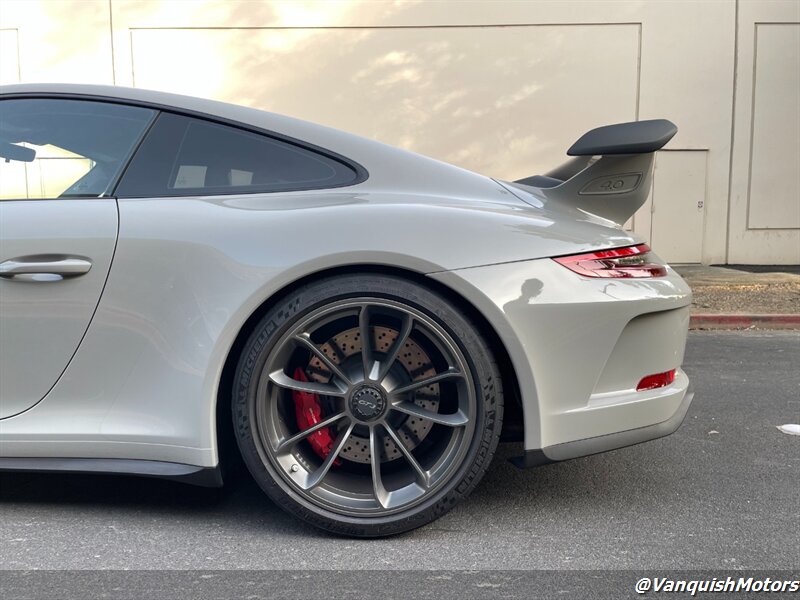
[690,314,800,330]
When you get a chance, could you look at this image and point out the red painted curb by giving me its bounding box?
[690,314,800,330]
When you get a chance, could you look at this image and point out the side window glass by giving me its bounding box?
[116,112,359,197]
[0,99,155,200]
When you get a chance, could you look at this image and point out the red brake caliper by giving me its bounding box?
[292,367,340,465]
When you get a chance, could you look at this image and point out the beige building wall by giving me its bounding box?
[1,0,798,264]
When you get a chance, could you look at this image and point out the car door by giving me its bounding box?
[0,97,156,419]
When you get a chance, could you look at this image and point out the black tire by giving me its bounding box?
[232,273,503,537]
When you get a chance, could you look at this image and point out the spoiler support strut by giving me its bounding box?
[512,119,678,224]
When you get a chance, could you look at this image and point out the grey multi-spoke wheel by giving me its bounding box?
[233,274,503,537]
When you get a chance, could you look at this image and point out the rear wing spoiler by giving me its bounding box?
[513,119,677,224]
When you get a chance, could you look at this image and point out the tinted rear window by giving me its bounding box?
[115,112,360,197]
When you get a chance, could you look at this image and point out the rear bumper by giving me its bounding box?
[511,383,694,468]
[429,254,693,452]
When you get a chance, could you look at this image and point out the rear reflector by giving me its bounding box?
[553,243,667,278]
[636,369,676,392]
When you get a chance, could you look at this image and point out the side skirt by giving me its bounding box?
[0,457,223,487]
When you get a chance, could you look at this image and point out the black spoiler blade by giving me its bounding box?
[567,119,677,156]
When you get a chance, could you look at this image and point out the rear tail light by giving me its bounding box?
[553,244,667,278]
[636,369,676,391]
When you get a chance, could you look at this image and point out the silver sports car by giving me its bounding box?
[0,84,693,536]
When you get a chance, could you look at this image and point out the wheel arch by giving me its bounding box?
[214,264,524,476]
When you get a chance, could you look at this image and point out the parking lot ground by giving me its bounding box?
[0,331,797,596]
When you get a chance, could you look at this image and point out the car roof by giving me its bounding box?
[0,83,372,156]
[0,83,500,197]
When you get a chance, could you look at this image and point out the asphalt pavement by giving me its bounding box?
[0,332,797,582]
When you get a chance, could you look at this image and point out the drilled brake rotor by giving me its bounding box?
[307,326,440,464]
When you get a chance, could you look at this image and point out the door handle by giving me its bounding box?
[0,256,93,280]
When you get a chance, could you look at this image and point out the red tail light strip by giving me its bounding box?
[553,243,667,278]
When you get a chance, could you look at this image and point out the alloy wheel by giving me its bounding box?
[252,298,478,516]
